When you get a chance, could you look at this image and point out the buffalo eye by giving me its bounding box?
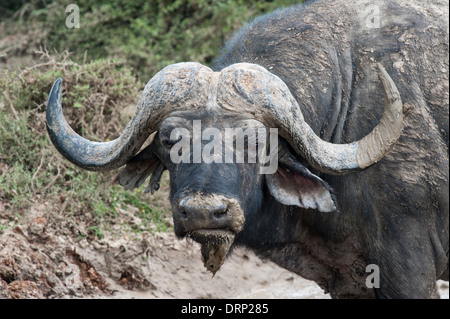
[162,139,175,149]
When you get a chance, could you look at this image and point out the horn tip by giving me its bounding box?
[48,78,63,103]
[52,77,63,90]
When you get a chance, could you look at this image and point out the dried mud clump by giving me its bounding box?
[188,229,235,275]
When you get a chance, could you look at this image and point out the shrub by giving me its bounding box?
[0,50,170,237]
[1,0,301,79]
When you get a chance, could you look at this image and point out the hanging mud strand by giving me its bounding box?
[187,229,235,275]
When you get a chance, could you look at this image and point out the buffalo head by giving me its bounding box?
[46,62,404,273]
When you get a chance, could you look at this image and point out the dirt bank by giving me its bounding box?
[0,199,448,299]
[0,199,327,299]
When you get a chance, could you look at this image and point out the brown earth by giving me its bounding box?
[0,198,448,299]
[0,198,328,299]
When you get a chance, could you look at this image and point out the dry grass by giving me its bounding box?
[0,50,171,239]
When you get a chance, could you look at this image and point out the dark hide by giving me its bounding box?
[212,0,449,298]
[118,0,448,298]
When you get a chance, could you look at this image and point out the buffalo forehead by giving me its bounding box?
[158,113,266,132]
[147,62,291,122]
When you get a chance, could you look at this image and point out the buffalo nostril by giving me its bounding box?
[212,203,228,219]
[177,198,189,219]
[178,208,188,219]
[177,197,228,221]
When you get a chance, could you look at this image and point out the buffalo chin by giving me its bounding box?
[187,229,235,276]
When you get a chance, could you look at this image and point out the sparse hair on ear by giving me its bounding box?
[115,144,165,194]
[265,140,338,213]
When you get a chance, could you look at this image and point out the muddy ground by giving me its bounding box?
[0,198,328,299]
[0,198,448,299]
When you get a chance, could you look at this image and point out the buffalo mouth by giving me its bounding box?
[187,229,235,276]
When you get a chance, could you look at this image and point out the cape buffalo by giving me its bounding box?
[46,0,448,298]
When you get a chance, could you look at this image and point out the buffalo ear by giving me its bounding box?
[265,147,337,213]
[115,144,165,194]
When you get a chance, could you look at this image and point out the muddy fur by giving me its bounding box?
[213,0,448,298]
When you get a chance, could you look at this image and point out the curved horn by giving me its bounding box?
[355,64,405,169]
[46,62,212,171]
[218,63,405,175]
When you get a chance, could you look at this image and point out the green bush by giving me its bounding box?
[2,0,301,79]
[0,51,171,238]
[0,49,140,139]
